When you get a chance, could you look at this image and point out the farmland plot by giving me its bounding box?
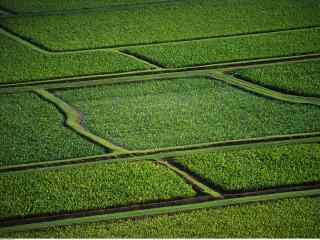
[125,28,320,68]
[176,144,320,192]
[56,77,320,150]
[0,0,319,237]
[0,161,195,218]
[1,0,319,50]
[0,33,152,84]
[0,92,104,166]
[235,61,320,97]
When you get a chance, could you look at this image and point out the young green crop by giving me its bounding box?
[177,144,320,192]
[0,33,152,84]
[235,61,320,97]
[0,160,195,218]
[57,77,320,150]
[3,197,319,238]
[1,0,319,50]
[125,28,320,68]
[0,92,104,166]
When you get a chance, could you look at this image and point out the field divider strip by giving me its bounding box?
[116,49,164,69]
[1,131,320,175]
[0,26,51,53]
[1,53,319,93]
[210,72,320,106]
[157,159,222,198]
[0,195,212,229]
[34,89,128,153]
[0,187,319,233]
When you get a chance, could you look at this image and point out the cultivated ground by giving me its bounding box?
[0,0,319,237]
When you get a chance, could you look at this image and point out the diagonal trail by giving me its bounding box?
[34,89,128,153]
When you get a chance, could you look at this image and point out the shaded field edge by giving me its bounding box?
[0,195,210,227]
[171,158,320,195]
[0,187,319,233]
[231,73,320,99]
[1,131,319,174]
[1,53,319,93]
[116,50,163,69]
[157,159,222,198]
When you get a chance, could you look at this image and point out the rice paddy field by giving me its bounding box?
[0,0,319,238]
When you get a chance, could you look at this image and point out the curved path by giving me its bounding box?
[34,89,128,153]
[210,71,320,106]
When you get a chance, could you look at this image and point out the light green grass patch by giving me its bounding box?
[176,144,320,191]
[3,197,319,238]
[0,161,195,218]
[236,61,320,97]
[0,92,104,166]
[1,0,319,50]
[57,77,320,150]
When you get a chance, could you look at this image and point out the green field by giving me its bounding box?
[0,33,152,83]
[57,77,320,150]
[236,61,320,97]
[177,144,320,191]
[0,92,104,166]
[0,160,195,218]
[0,0,319,237]
[126,28,320,68]
[1,0,319,50]
[3,197,319,238]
